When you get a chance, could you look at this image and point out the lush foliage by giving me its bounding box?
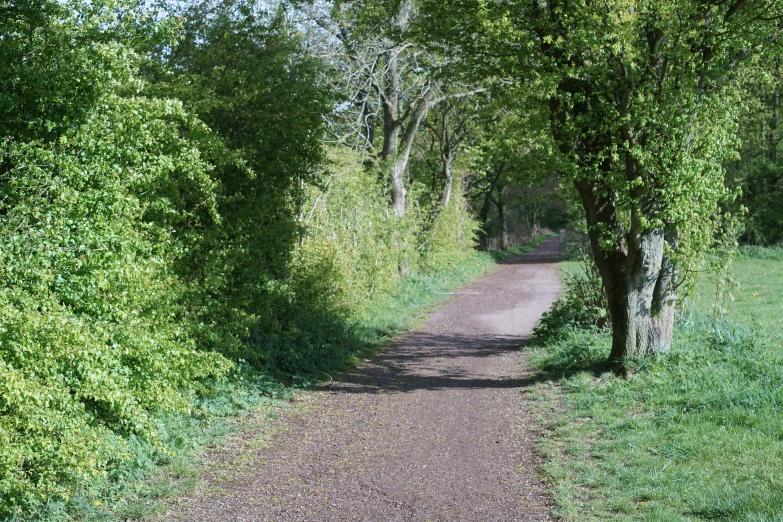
[0,0,491,516]
[0,97,233,513]
[533,255,609,346]
[421,0,783,360]
[0,3,233,513]
[532,256,783,520]
[142,2,339,378]
[422,0,776,267]
[728,62,783,246]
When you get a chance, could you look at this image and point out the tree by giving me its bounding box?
[423,95,481,208]
[0,0,141,141]
[727,60,783,244]
[145,0,332,360]
[317,0,487,220]
[315,0,436,217]
[423,0,783,366]
[465,101,554,250]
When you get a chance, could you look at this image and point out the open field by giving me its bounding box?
[533,252,783,521]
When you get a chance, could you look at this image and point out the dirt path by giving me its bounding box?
[164,238,562,522]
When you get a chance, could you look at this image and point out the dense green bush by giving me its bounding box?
[275,149,482,380]
[298,148,481,317]
[533,255,609,345]
[0,0,486,516]
[0,2,235,513]
[419,185,482,273]
[140,1,341,379]
[297,149,408,316]
[0,95,232,514]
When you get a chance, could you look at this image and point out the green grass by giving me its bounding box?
[35,249,499,522]
[30,372,293,522]
[689,257,783,331]
[532,255,783,521]
[357,252,494,344]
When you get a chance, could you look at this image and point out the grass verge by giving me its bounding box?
[530,257,783,521]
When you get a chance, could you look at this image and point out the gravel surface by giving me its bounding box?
[163,237,562,522]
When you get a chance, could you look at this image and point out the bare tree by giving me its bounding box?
[311,0,483,218]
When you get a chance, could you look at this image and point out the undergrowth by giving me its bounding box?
[737,244,783,260]
[531,256,783,521]
[15,246,495,522]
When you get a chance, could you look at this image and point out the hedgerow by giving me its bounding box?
[0,95,232,514]
[0,0,483,516]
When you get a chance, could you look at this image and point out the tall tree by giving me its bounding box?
[423,95,480,208]
[466,102,553,249]
[317,0,437,217]
[727,60,783,244]
[319,0,485,218]
[423,0,783,367]
[146,0,332,359]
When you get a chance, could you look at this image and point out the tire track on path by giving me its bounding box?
[164,237,562,522]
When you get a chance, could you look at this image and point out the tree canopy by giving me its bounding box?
[421,0,783,363]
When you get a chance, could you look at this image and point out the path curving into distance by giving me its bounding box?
[164,237,562,522]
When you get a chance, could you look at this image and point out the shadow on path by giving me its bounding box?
[324,332,547,395]
[163,236,562,522]
[318,238,562,397]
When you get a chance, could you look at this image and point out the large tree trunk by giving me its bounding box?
[378,0,433,220]
[390,159,407,217]
[380,81,433,218]
[600,228,678,362]
[576,180,678,366]
[380,49,405,217]
[389,91,434,217]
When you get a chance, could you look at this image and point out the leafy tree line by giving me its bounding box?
[423,0,783,368]
[0,0,507,515]
[728,60,783,245]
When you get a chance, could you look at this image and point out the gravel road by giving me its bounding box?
[163,237,562,522]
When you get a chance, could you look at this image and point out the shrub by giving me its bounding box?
[0,95,231,515]
[533,252,610,345]
[418,184,481,273]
